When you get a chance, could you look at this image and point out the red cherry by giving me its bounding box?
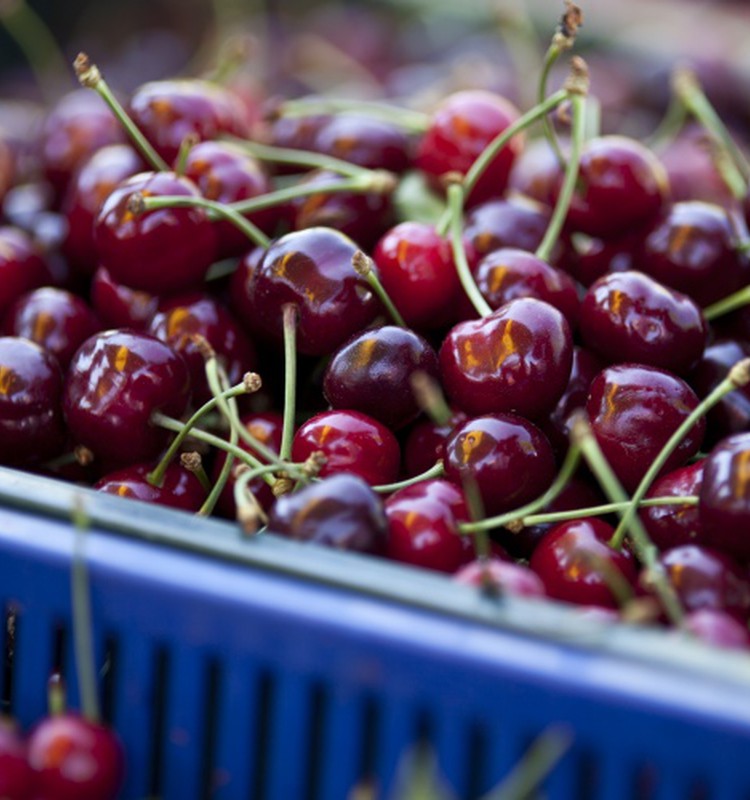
[0,717,33,800]
[90,266,159,331]
[454,558,547,598]
[683,608,750,650]
[0,226,52,317]
[95,460,206,512]
[402,409,467,479]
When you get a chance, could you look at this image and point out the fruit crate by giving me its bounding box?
[2,465,750,800]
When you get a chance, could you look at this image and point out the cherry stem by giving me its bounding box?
[70,495,101,723]
[137,193,271,249]
[277,97,430,133]
[180,452,212,494]
[460,471,492,561]
[459,442,581,535]
[234,464,274,534]
[521,495,699,527]
[570,413,684,626]
[73,53,170,173]
[410,370,454,427]
[351,251,407,327]
[175,133,199,177]
[646,93,689,153]
[610,359,750,550]
[372,460,445,494]
[47,673,66,717]
[280,304,298,462]
[446,182,492,318]
[703,283,750,321]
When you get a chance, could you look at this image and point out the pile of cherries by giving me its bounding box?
[3,4,750,680]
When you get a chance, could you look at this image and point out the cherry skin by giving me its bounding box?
[63,329,192,466]
[579,270,707,375]
[26,712,124,800]
[3,287,102,369]
[372,221,460,331]
[402,408,467,479]
[90,266,159,331]
[291,409,401,486]
[566,228,641,287]
[454,558,547,598]
[0,226,52,317]
[443,413,556,517]
[267,473,388,554]
[439,297,573,420]
[385,479,474,573]
[529,518,638,610]
[586,363,705,493]
[682,608,750,650]
[0,716,34,800]
[94,171,217,295]
[95,460,206,512]
[323,325,440,430]
[0,336,66,467]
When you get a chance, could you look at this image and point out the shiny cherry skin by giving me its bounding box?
[683,608,750,650]
[95,460,206,512]
[264,113,332,174]
[128,78,251,165]
[530,518,638,609]
[402,408,467,478]
[94,171,217,295]
[640,460,706,551]
[473,248,580,329]
[439,297,573,420]
[579,271,707,375]
[90,266,159,331]
[567,228,641,287]
[416,89,522,206]
[247,227,380,356]
[586,364,705,493]
[444,413,556,517]
[0,226,52,316]
[699,433,750,561]
[63,329,191,465]
[291,409,400,486]
[323,325,439,430]
[0,336,65,467]
[27,712,124,800]
[454,558,547,598]
[638,201,747,307]
[385,479,474,573]
[3,287,102,369]
[372,221,460,330]
[267,473,388,554]
[148,292,257,406]
[61,143,144,275]
[0,714,34,799]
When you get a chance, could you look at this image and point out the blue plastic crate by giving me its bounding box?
[1,465,750,799]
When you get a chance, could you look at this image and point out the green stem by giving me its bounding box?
[351,251,407,327]
[278,97,430,133]
[373,460,445,494]
[538,44,567,167]
[280,304,298,462]
[521,495,699,527]
[703,284,750,322]
[646,93,688,153]
[410,371,454,427]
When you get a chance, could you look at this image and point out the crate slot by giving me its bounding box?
[198,658,221,800]
[304,681,328,800]
[12,610,60,728]
[100,633,119,725]
[2,603,16,716]
[251,668,275,800]
[148,646,169,797]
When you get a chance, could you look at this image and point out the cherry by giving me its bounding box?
[384,479,475,573]
[699,432,750,561]
[246,227,381,356]
[566,229,641,287]
[586,364,705,493]
[63,329,191,465]
[0,336,66,467]
[443,413,556,517]
[95,460,206,512]
[402,408,467,479]
[323,325,440,430]
[682,608,750,650]
[579,271,707,375]
[27,712,124,800]
[264,113,332,173]
[439,297,573,420]
[371,221,460,330]
[291,409,401,486]
[454,558,547,598]
[267,472,388,554]
[90,266,159,331]
[3,287,102,369]
[529,518,638,609]
[0,717,34,800]
[0,226,53,317]
[507,136,563,210]
[416,89,522,206]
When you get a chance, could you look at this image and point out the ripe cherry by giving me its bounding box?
[0,717,33,799]
[402,408,467,479]
[0,226,53,317]
[95,460,206,511]
[683,608,750,650]
[454,558,547,598]
[90,266,159,331]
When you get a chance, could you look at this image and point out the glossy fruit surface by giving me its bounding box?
[95,460,206,511]
[402,408,467,478]
[683,608,750,650]
[0,715,33,799]
[90,266,159,331]
[454,558,547,597]
[0,226,52,316]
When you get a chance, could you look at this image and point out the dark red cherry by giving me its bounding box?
[267,472,388,554]
[95,460,206,512]
[0,716,34,799]
[566,228,641,287]
[323,325,439,430]
[530,518,638,609]
[128,79,251,165]
[402,408,467,478]
[372,221,460,330]
[90,266,159,331]
[579,271,707,375]
[444,413,556,517]
[699,433,750,561]
[264,113,332,174]
[683,608,750,650]
[384,479,474,573]
[27,713,124,800]
[63,329,191,465]
[148,292,257,406]
[94,171,217,295]
[61,143,144,275]
[640,460,706,551]
[0,336,65,467]
[638,201,747,307]
[0,226,53,316]
[227,245,267,340]
[416,89,522,206]
[247,227,380,356]
[507,136,563,208]
[3,287,102,369]
[473,248,580,329]
[291,409,400,486]
[454,558,547,598]
[586,364,705,493]
[439,297,573,420]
